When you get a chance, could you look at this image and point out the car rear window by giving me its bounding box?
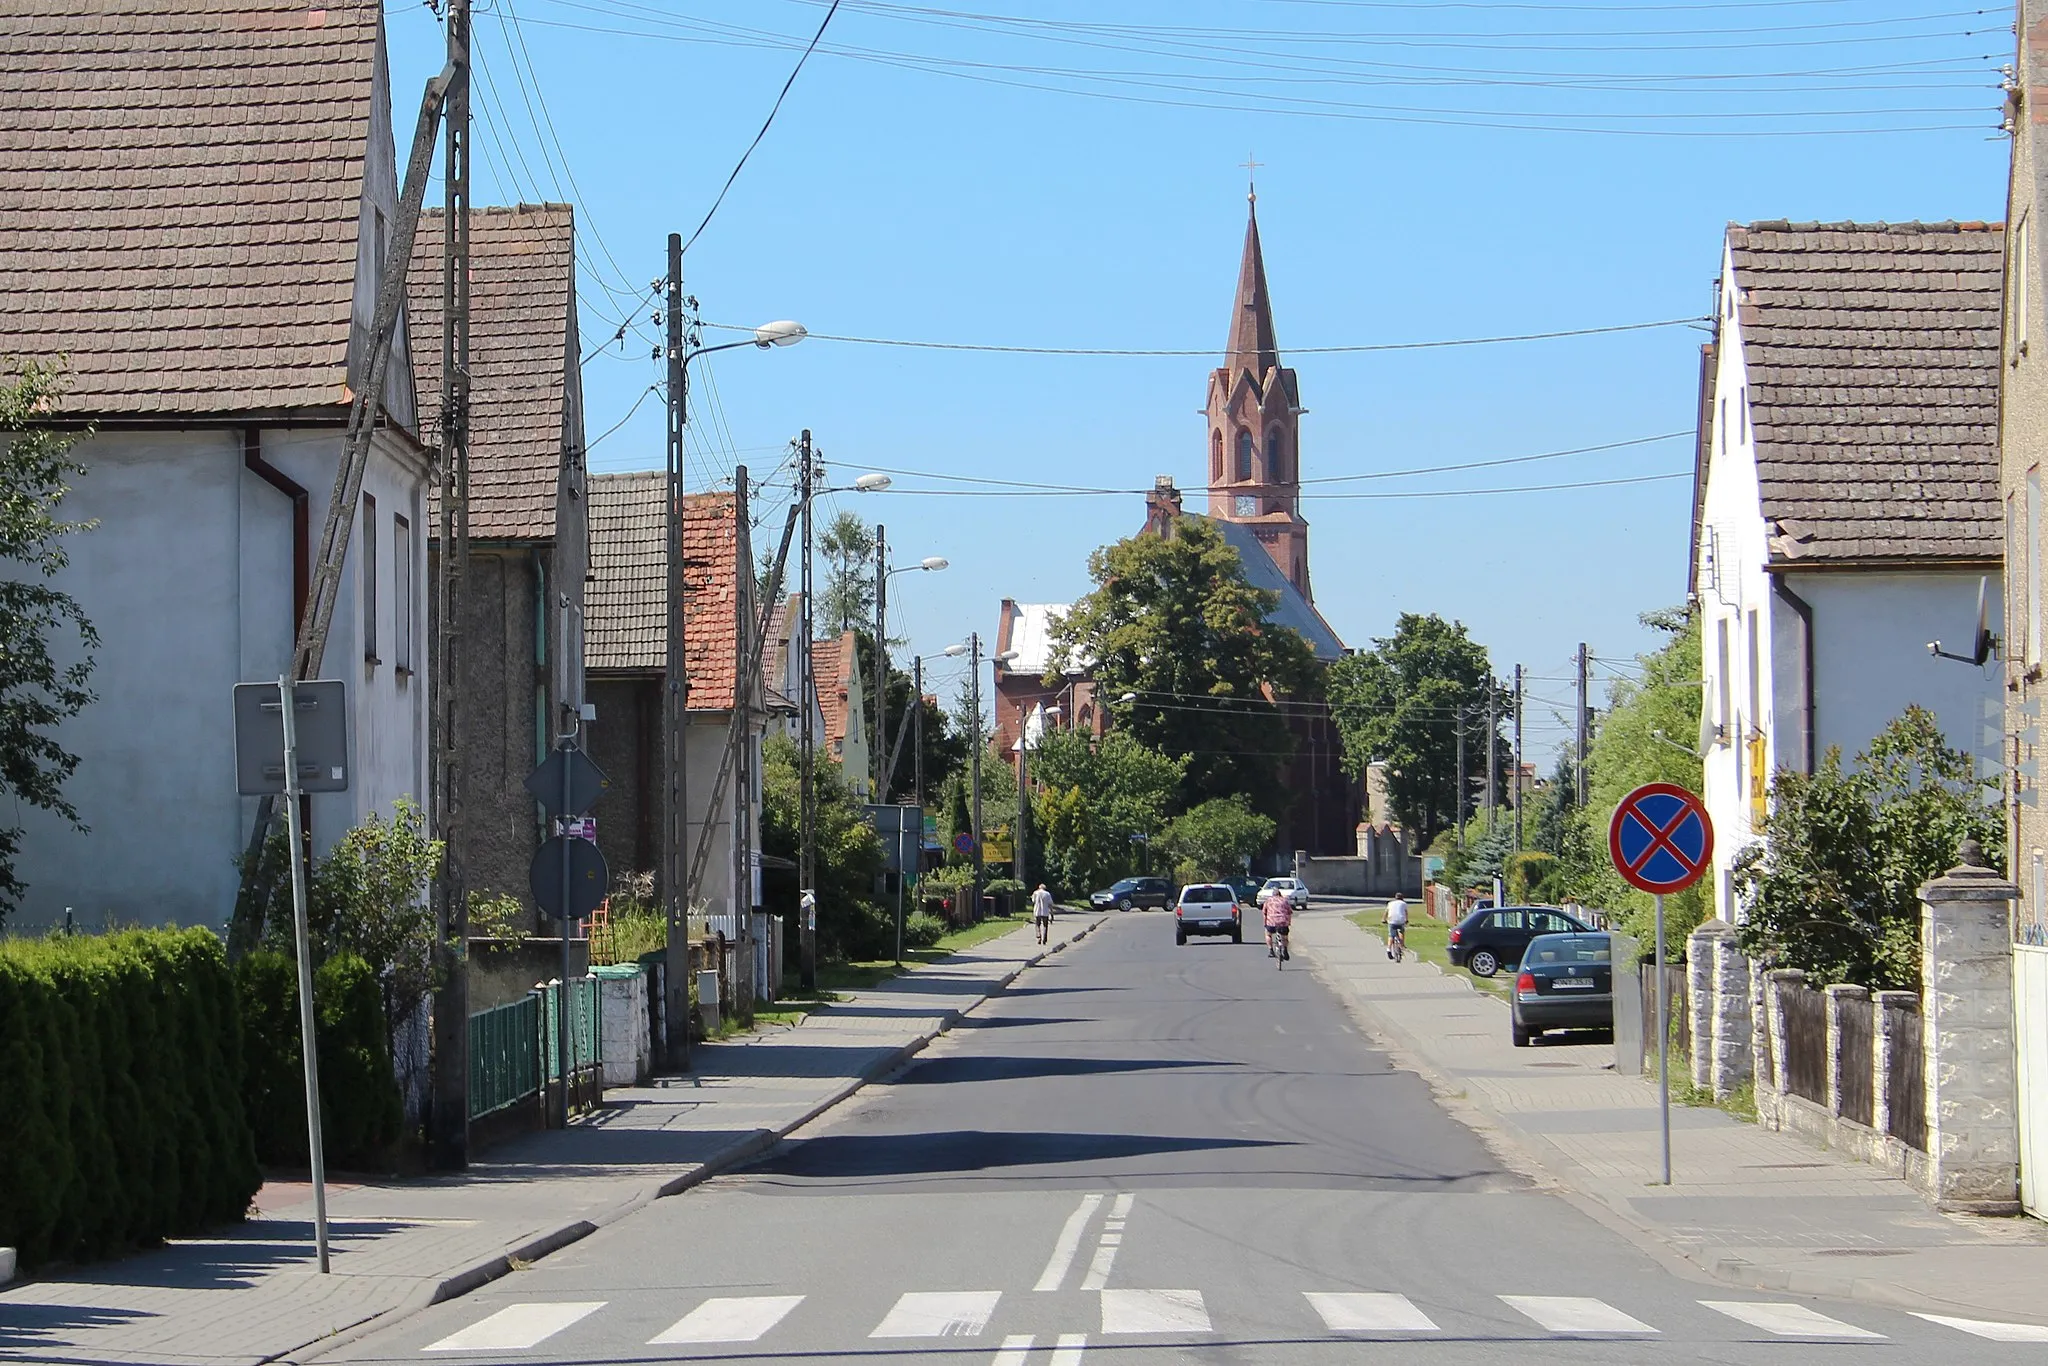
[1181,885,1232,902]
[1526,935,1610,965]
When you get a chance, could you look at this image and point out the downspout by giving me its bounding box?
[243,429,309,632]
[1773,575,1816,773]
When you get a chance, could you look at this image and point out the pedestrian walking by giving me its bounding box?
[1031,883,1056,944]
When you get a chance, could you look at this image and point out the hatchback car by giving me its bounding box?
[1512,931,1614,1046]
[1090,876,1171,911]
[1259,876,1310,910]
[1447,905,1591,977]
[1174,883,1242,945]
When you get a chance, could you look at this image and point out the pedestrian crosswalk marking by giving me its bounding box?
[1913,1312,2048,1342]
[1100,1288,1210,1335]
[990,1333,1036,1364]
[649,1295,803,1345]
[1702,1301,1883,1339]
[1049,1333,1088,1366]
[872,1290,1003,1338]
[1500,1296,1657,1335]
[424,1302,605,1352]
[1305,1292,1439,1333]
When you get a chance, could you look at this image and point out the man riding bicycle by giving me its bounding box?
[1261,887,1294,958]
[1383,894,1408,961]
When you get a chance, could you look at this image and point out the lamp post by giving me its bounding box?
[661,291,804,1070]
[862,500,945,802]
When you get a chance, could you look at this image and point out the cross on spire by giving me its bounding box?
[1241,153,1262,204]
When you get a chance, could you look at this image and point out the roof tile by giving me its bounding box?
[585,474,744,711]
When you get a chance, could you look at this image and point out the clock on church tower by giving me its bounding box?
[1234,493,1259,518]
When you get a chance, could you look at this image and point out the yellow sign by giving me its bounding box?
[1747,731,1768,830]
[985,825,1013,863]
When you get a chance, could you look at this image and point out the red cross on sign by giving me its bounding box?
[1608,782,1714,896]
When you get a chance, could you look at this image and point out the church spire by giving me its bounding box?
[1225,199,1280,380]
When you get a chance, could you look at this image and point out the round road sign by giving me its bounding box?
[952,832,977,855]
[1608,782,1714,896]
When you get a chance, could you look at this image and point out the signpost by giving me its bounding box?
[524,741,609,1125]
[1608,782,1714,1186]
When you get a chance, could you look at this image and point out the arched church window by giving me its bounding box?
[1211,430,1223,486]
[1235,429,1253,481]
[1267,427,1287,483]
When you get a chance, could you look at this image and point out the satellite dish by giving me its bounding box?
[1929,575,1997,666]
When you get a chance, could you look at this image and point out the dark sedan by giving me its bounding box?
[1512,931,1613,1047]
[1089,876,1172,911]
[1447,905,1591,977]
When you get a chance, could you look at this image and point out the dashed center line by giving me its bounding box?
[1079,1193,1135,1291]
[1035,1193,1105,1292]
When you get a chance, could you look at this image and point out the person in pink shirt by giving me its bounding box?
[1261,887,1294,957]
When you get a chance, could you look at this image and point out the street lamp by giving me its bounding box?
[870,525,948,800]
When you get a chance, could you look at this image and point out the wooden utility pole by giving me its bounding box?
[798,432,819,992]
[427,0,472,1170]
[1483,677,1497,825]
[873,524,888,801]
[660,233,690,1070]
[1513,664,1525,851]
[731,467,755,1024]
[1576,643,1591,807]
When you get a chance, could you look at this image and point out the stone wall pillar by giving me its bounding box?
[1871,988,1915,1139]
[1711,933,1755,1098]
[1687,922,1722,1089]
[1758,968,1804,1127]
[1920,840,2021,1214]
[1824,983,1869,1119]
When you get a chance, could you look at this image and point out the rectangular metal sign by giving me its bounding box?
[233,680,350,795]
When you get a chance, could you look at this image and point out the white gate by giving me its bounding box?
[2012,944,2048,1216]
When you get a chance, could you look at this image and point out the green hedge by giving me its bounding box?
[235,950,402,1171]
[0,929,260,1268]
[1506,851,1561,906]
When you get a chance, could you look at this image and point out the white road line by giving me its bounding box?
[1077,1195,1136,1291]
[648,1295,803,1345]
[871,1291,1003,1338]
[1034,1193,1106,1291]
[1500,1296,1658,1336]
[424,1302,605,1352]
[1914,1313,2048,1342]
[1078,1242,1119,1291]
[1305,1292,1439,1333]
[1110,1193,1134,1218]
[990,1333,1036,1364]
[1100,1288,1211,1335]
[1701,1301,1883,1339]
[1049,1332,1088,1365]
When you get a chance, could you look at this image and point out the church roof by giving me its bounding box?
[1202,515,1346,661]
[1225,203,1281,381]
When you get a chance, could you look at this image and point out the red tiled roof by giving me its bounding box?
[584,476,743,712]
[409,205,575,541]
[0,0,382,416]
[812,631,857,753]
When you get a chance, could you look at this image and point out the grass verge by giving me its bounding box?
[1348,911,1509,999]
[1666,1050,1758,1122]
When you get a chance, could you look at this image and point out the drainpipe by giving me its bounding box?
[1772,575,1816,774]
[242,429,309,632]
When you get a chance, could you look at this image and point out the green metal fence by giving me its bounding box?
[468,994,541,1120]
[541,976,601,1083]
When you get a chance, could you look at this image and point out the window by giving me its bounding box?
[1715,616,1732,743]
[2013,492,2028,669]
[1739,387,1748,444]
[1718,397,1726,455]
[2018,214,2031,357]
[1267,427,1287,483]
[1210,430,1223,485]
[1745,608,1761,731]
[2031,469,2042,669]
[394,513,413,674]
[361,493,378,664]
[1235,429,1253,481]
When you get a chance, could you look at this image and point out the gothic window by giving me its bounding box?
[1267,426,1287,483]
[1211,430,1223,486]
[1235,428,1253,481]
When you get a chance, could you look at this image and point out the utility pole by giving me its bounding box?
[1483,677,1497,826]
[660,233,690,1070]
[912,655,925,810]
[873,524,887,801]
[1015,721,1029,885]
[1513,665,1525,851]
[427,0,472,1170]
[969,632,984,918]
[1576,643,1591,807]
[732,467,755,1025]
[1454,707,1468,835]
[798,432,818,991]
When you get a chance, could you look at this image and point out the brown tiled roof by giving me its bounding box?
[0,0,381,417]
[812,632,856,753]
[410,205,575,541]
[1728,220,2002,564]
[584,475,742,711]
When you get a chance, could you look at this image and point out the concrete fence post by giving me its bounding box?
[1824,983,1869,1119]
[1920,839,2021,1214]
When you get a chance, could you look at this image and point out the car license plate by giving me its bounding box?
[1551,978,1595,990]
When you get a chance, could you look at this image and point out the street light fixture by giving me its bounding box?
[853,473,892,492]
[753,319,807,347]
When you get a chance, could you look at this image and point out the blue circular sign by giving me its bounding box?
[1608,782,1714,895]
[952,832,977,855]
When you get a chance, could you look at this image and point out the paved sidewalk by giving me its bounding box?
[1294,905,2048,1324]
[0,912,1104,1366]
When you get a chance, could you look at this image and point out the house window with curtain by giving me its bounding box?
[394,513,413,675]
[1235,429,1253,481]
[362,492,378,665]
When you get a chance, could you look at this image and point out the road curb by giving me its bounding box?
[1303,913,2033,1324]
[288,915,1103,1363]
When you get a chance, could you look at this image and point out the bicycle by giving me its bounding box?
[1386,922,1406,963]
[1269,926,1290,969]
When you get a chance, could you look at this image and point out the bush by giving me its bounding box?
[235,950,403,1171]
[1505,852,1558,905]
[0,929,259,1268]
[983,878,1027,896]
[902,912,947,950]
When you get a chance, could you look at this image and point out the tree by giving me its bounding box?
[818,511,875,635]
[1528,750,1579,857]
[759,735,890,961]
[1734,706,2002,991]
[1030,730,1186,893]
[1052,516,1318,815]
[1326,613,1499,849]
[1155,796,1276,883]
[0,361,98,922]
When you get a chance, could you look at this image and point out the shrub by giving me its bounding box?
[235,950,403,1171]
[902,911,947,950]
[1505,852,1558,905]
[983,878,1027,896]
[0,929,258,1268]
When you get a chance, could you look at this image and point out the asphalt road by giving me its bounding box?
[332,913,2048,1365]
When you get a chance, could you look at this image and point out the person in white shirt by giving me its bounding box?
[1383,895,1409,961]
[1031,884,1056,944]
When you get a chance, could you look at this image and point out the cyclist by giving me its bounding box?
[1262,886,1294,959]
[1383,894,1409,961]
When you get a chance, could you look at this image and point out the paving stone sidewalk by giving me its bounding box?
[0,912,1104,1366]
[1295,905,2048,1324]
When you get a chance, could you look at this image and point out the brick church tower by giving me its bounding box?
[1206,191,1312,598]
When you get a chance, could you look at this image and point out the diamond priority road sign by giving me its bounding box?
[1608,782,1714,896]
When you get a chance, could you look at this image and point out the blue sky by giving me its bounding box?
[387,0,2009,757]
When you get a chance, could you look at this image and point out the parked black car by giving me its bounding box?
[1447,905,1591,977]
[1511,931,1614,1046]
[1090,876,1172,911]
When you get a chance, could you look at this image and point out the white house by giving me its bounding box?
[0,0,430,929]
[1692,220,2005,920]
